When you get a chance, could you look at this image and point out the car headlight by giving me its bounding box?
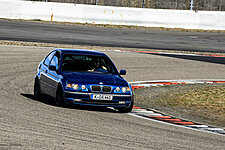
[122,87,127,93]
[116,87,120,92]
[81,85,86,90]
[72,84,79,90]
[122,87,131,93]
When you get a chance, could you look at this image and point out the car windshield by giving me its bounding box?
[61,54,118,74]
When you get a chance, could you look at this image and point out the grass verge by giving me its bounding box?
[134,84,225,128]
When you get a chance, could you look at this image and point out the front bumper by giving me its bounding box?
[64,91,132,107]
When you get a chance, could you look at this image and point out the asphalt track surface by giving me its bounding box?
[0,19,225,53]
[1,46,225,149]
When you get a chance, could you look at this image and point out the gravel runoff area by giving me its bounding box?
[1,40,224,128]
[134,83,225,128]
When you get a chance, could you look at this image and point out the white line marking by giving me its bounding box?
[186,125,209,128]
[134,113,162,117]
[205,128,225,131]
[131,109,147,112]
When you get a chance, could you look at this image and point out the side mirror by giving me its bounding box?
[49,65,57,71]
[120,70,126,75]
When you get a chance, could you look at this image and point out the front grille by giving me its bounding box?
[91,85,101,92]
[91,85,112,93]
[102,86,111,93]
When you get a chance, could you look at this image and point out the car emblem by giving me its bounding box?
[99,82,103,85]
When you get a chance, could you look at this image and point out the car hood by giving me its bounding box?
[62,72,128,86]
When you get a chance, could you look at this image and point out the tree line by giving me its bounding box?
[31,0,225,11]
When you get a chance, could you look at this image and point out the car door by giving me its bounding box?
[47,53,60,97]
[40,51,56,95]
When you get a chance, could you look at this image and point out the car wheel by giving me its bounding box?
[117,101,133,113]
[55,88,65,107]
[34,79,41,99]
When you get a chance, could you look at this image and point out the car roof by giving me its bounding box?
[55,49,107,56]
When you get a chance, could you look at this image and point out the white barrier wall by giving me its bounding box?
[0,0,225,30]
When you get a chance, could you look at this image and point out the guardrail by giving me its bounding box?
[1,0,225,30]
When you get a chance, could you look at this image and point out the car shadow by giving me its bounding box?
[20,93,117,113]
[21,93,56,106]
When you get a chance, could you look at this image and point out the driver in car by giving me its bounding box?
[90,58,108,73]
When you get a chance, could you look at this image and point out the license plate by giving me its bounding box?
[91,94,113,101]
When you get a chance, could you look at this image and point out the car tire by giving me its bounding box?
[34,79,41,99]
[117,101,133,113]
[55,87,65,107]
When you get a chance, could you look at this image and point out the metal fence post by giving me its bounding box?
[190,0,194,10]
[142,0,145,8]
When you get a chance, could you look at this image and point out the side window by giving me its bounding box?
[50,55,59,70]
[44,51,56,67]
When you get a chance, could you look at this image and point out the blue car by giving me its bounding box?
[34,49,133,112]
